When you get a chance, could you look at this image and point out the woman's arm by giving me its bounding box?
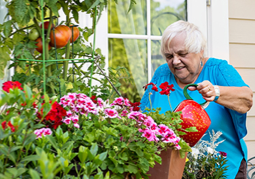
[195,81,253,114]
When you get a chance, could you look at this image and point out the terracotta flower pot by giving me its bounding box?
[147,148,187,179]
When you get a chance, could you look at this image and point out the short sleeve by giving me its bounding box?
[216,60,249,139]
[217,60,248,87]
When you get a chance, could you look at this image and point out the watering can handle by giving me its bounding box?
[183,84,210,109]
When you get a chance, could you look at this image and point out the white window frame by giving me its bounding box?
[96,0,230,81]
[0,0,11,92]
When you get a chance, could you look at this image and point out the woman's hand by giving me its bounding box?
[188,80,253,114]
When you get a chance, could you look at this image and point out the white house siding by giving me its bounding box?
[229,0,255,163]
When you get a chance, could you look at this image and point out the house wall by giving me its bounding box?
[229,0,255,162]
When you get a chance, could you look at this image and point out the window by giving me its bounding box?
[0,0,10,93]
[107,0,187,102]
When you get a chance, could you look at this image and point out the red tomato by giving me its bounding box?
[40,21,55,30]
[35,37,51,53]
[50,25,72,48]
[70,26,80,43]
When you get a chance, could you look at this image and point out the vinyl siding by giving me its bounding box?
[229,0,255,164]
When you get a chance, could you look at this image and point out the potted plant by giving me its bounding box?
[182,130,228,179]
[0,81,193,178]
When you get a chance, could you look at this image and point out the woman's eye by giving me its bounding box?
[166,55,173,59]
[180,53,188,57]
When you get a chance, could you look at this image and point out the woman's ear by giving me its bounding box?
[200,50,204,58]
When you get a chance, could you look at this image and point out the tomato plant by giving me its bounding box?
[35,37,51,53]
[70,26,80,43]
[50,25,71,48]
[40,21,55,30]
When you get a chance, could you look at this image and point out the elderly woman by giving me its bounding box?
[140,20,253,179]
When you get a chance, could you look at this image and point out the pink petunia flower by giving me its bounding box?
[34,128,52,139]
[73,123,80,128]
[104,108,119,118]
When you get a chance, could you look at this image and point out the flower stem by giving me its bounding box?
[149,93,152,111]
[167,95,173,111]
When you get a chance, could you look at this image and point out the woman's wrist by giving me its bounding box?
[213,85,220,102]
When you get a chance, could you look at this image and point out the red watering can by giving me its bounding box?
[174,84,211,147]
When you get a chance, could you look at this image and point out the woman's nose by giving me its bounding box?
[172,55,181,65]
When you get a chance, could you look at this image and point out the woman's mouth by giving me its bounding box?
[174,66,185,70]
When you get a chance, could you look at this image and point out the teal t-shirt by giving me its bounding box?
[140,58,248,179]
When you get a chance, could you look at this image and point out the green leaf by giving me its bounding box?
[0,47,11,79]
[71,9,79,23]
[99,151,108,161]
[118,152,128,161]
[13,0,27,24]
[3,21,12,37]
[21,155,40,163]
[29,169,40,179]
[82,175,89,179]
[46,135,59,150]
[135,148,144,157]
[116,164,124,174]
[6,168,18,177]
[47,0,59,16]
[33,124,45,129]
[24,85,32,99]
[58,0,69,16]
[0,144,9,155]
[90,143,98,156]
[10,146,22,152]
[87,0,100,11]
[128,0,136,12]
[185,126,198,132]
[9,152,17,163]
[17,168,27,176]
[23,133,36,147]
[124,163,138,174]
[104,171,110,179]
[61,141,74,151]
[78,146,88,163]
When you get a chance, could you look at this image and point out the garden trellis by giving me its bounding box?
[14,0,98,98]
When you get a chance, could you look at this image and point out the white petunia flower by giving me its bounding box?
[191,148,200,159]
[207,147,214,154]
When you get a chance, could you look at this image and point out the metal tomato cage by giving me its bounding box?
[13,0,122,98]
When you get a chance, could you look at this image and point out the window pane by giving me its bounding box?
[151,40,165,75]
[151,0,187,36]
[108,0,147,35]
[109,39,147,102]
[0,0,10,94]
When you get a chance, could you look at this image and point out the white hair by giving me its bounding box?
[161,20,207,59]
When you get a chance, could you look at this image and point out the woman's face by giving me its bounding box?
[164,32,204,86]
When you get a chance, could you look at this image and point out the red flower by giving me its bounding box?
[36,101,66,129]
[90,95,97,104]
[7,121,16,132]
[1,121,17,132]
[219,151,227,157]
[133,106,140,111]
[159,82,175,95]
[129,101,141,107]
[129,101,141,111]
[1,121,7,130]
[143,82,158,91]
[2,81,23,93]
[21,102,27,106]
[152,86,158,91]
